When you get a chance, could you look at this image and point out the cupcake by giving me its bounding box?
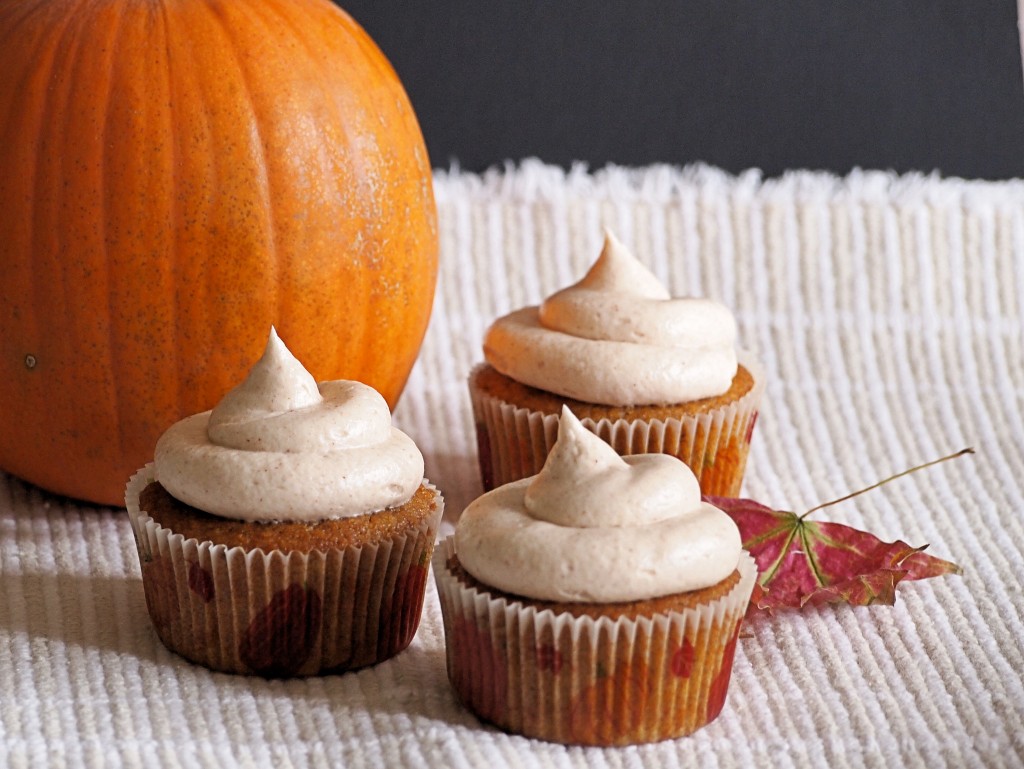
[469,230,764,496]
[434,407,757,745]
[126,328,443,676]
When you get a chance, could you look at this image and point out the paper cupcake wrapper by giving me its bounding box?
[433,537,758,746]
[469,354,765,497]
[126,465,444,677]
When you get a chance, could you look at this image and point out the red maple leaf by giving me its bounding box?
[704,449,967,611]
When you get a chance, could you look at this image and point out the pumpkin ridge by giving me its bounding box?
[0,1,42,46]
[34,6,96,487]
[304,9,373,377]
[99,0,129,468]
[223,0,327,342]
[0,5,62,489]
[257,0,361,375]
[0,4,83,493]
[154,0,187,425]
[204,0,282,327]
[182,0,270,365]
[164,1,219,403]
[235,0,375,377]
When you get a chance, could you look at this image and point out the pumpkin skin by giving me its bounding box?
[0,0,438,505]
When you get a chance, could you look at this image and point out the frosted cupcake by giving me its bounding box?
[469,230,763,496]
[434,407,757,745]
[126,329,443,676]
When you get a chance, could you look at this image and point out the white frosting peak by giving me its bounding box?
[155,330,424,522]
[484,230,739,406]
[528,405,624,484]
[211,327,322,418]
[577,230,669,299]
[455,408,741,602]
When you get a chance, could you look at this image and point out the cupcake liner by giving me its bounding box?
[126,465,443,676]
[469,354,765,497]
[433,537,758,746]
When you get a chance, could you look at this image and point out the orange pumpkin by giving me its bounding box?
[0,0,438,504]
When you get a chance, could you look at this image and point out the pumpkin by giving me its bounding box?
[0,0,438,505]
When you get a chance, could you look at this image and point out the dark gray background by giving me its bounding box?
[340,2,1024,180]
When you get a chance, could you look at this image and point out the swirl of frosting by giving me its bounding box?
[454,407,742,602]
[483,230,738,406]
[154,328,424,522]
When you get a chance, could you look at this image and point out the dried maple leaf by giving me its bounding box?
[705,449,968,611]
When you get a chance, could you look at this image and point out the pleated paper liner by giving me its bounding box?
[433,537,758,746]
[469,355,765,497]
[126,464,444,676]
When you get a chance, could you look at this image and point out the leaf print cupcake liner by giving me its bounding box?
[126,465,443,676]
[469,354,765,498]
[433,536,757,746]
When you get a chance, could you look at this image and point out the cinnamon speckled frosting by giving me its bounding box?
[154,328,424,522]
[483,230,738,406]
[454,407,742,602]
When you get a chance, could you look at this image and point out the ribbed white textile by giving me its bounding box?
[1,161,1022,767]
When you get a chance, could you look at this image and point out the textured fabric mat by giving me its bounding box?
[1,161,1022,768]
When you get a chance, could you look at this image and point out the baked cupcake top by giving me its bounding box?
[454,407,742,602]
[483,230,738,406]
[154,328,424,522]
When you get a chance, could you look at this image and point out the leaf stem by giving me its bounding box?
[799,448,975,520]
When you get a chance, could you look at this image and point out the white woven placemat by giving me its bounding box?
[1,161,1021,768]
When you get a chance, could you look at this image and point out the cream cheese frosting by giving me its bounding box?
[454,407,742,602]
[154,328,424,522]
[483,230,738,406]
